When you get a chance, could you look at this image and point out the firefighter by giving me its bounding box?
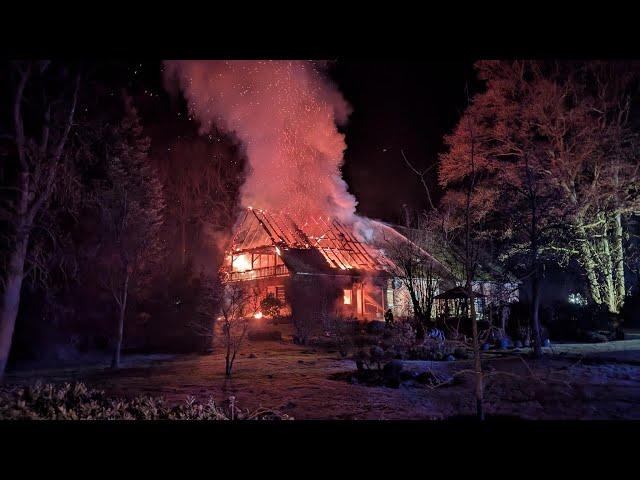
[384,308,394,327]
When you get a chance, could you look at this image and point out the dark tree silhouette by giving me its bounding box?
[95,94,165,369]
[0,61,80,377]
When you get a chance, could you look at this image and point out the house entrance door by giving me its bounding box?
[355,285,364,317]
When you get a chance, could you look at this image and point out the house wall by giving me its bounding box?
[287,274,388,328]
[232,271,446,324]
[232,276,292,318]
[336,277,387,321]
[224,248,390,324]
[387,279,414,318]
[227,251,286,282]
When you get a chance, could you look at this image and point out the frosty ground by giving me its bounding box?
[5,328,640,420]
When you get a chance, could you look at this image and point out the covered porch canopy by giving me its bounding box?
[434,286,486,320]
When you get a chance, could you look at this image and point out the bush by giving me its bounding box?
[0,382,293,420]
[546,302,622,341]
[323,317,357,357]
[364,321,385,334]
[406,339,456,361]
[383,321,415,349]
[353,345,394,371]
[260,294,282,318]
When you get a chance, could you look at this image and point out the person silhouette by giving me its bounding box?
[384,308,394,326]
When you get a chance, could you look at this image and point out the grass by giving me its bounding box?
[5,326,640,419]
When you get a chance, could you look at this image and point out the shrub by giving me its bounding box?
[353,345,394,371]
[406,338,456,361]
[260,294,282,318]
[0,382,293,420]
[383,321,415,349]
[546,301,621,341]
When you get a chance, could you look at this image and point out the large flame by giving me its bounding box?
[231,253,252,272]
[163,60,357,223]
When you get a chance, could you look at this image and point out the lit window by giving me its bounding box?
[343,289,352,305]
[232,254,252,272]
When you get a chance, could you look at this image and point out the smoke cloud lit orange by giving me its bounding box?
[163,60,357,222]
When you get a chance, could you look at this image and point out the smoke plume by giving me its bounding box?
[163,60,357,222]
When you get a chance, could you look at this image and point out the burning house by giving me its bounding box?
[221,207,405,323]
[221,207,519,329]
[167,61,513,327]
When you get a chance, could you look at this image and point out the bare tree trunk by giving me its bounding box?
[467,281,484,421]
[225,324,232,377]
[111,273,129,369]
[612,162,626,312]
[464,114,483,421]
[0,66,33,379]
[527,179,543,358]
[181,219,187,267]
[530,268,543,358]
[577,222,603,305]
[612,213,626,311]
[229,349,238,377]
[225,352,232,377]
[0,233,29,378]
[599,214,617,313]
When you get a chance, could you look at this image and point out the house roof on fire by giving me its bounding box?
[228,208,394,277]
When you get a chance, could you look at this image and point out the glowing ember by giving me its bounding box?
[254,311,263,319]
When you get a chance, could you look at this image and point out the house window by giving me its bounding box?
[231,254,252,272]
[276,286,286,303]
[343,289,352,305]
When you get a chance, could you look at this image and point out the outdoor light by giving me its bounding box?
[568,293,587,306]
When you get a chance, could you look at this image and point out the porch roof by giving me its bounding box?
[434,286,486,300]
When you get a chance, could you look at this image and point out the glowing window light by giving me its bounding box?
[343,289,352,305]
[232,254,252,272]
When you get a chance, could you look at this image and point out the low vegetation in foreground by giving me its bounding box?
[0,381,292,420]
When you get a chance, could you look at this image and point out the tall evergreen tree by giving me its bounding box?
[96,94,165,368]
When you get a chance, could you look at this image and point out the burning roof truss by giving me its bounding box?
[229,208,389,273]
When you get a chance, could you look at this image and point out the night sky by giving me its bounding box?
[123,60,478,224]
[331,61,476,222]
